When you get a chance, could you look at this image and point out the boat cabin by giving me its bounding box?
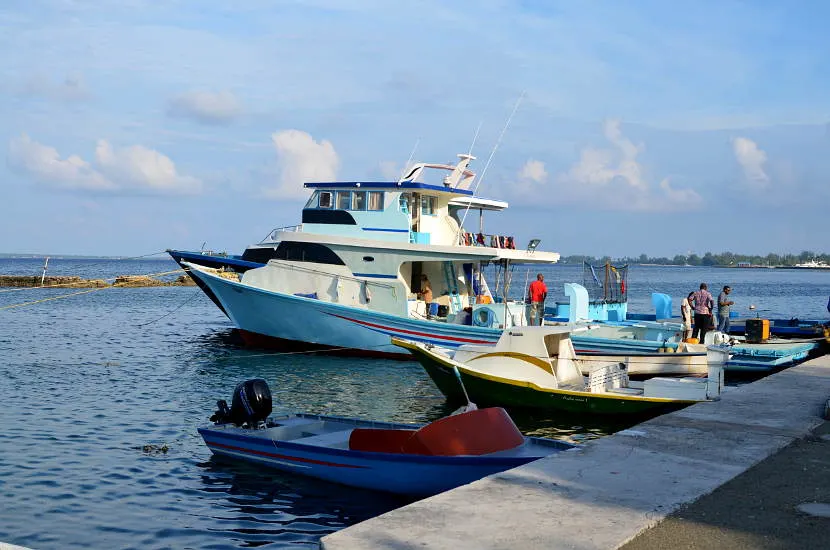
[237,154,560,326]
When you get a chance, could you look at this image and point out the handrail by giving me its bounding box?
[259,224,302,243]
[458,231,516,249]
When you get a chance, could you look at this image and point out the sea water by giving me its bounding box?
[1,257,828,549]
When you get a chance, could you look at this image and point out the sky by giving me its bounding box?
[2,0,829,258]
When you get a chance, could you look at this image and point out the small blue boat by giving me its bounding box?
[199,379,576,497]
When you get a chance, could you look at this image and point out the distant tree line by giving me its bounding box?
[561,251,829,267]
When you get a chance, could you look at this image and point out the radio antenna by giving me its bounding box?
[398,138,421,182]
[457,91,525,235]
[467,121,482,159]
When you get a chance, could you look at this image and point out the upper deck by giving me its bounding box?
[260,153,559,264]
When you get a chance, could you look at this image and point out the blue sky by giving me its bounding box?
[2,0,829,257]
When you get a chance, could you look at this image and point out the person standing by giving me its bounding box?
[419,274,433,316]
[717,285,734,333]
[690,283,714,342]
[681,291,695,341]
[527,273,547,326]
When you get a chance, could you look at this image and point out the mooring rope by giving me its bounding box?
[0,286,113,310]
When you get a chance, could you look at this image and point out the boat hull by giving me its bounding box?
[403,343,693,415]
[198,416,567,497]
[187,265,501,356]
[169,250,261,315]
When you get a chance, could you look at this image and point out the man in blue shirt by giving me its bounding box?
[717,286,734,333]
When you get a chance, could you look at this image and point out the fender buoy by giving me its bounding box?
[473,307,495,328]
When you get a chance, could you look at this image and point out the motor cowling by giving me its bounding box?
[211,379,272,426]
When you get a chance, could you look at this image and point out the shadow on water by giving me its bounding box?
[196,457,410,547]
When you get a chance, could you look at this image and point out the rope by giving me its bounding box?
[135,287,203,328]
[0,286,112,310]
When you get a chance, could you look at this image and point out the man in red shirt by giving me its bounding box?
[527,273,547,326]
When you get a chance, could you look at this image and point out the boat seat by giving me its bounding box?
[606,387,641,395]
[404,407,525,456]
[292,430,353,448]
[349,428,418,454]
[349,408,526,456]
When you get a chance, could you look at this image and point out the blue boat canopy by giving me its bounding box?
[304,181,474,196]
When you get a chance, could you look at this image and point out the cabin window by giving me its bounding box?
[304,191,319,209]
[363,256,375,262]
[368,191,384,211]
[399,193,410,214]
[352,191,367,211]
[318,191,333,209]
[421,196,436,215]
[336,191,351,210]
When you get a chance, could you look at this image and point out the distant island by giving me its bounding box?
[560,251,830,268]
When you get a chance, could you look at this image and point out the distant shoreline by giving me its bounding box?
[0,275,195,288]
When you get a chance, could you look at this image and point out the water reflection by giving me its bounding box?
[196,457,409,548]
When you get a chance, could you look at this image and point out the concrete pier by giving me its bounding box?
[320,355,830,550]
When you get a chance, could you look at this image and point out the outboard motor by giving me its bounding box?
[210,379,272,427]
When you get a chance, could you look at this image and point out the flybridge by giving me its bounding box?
[303,153,478,196]
[303,181,474,196]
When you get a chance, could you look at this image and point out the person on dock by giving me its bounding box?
[681,291,695,340]
[527,273,548,326]
[690,283,714,343]
[717,285,734,333]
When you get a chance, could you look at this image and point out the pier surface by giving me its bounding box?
[320,354,830,550]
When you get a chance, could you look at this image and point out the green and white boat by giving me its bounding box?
[393,326,727,415]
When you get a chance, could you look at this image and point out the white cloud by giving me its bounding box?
[732,136,769,186]
[94,140,201,193]
[518,159,548,183]
[8,134,112,190]
[167,90,242,125]
[511,120,702,211]
[264,130,339,199]
[564,119,647,191]
[7,133,201,194]
[658,178,703,207]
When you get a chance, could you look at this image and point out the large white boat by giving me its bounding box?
[183,154,560,357]
[792,259,830,269]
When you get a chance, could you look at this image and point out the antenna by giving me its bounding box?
[397,138,421,183]
[457,91,526,237]
[467,121,482,160]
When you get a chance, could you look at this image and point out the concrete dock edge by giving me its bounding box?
[320,355,830,550]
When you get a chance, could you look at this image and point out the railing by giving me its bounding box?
[259,225,302,243]
[458,232,517,249]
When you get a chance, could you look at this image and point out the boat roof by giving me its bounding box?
[448,196,508,211]
[304,181,474,196]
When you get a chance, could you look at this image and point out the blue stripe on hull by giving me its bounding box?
[199,429,542,496]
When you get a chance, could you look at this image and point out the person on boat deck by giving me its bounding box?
[527,273,547,326]
[681,291,695,341]
[419,274,433,305]
[690,283,715,343]
[717,286,734,333]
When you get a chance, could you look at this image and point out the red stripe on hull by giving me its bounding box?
[207,440,367,468]
[326,313,495,345]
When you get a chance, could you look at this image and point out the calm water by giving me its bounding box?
[1,257,828,549]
